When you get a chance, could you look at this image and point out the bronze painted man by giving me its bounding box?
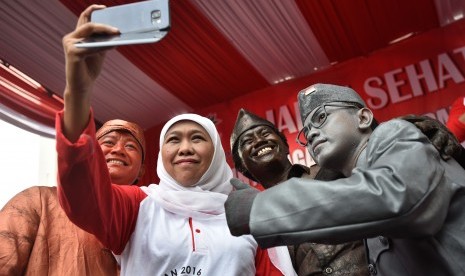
[230,108,367,275]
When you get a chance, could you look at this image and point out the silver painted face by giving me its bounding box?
[296,102,360,147]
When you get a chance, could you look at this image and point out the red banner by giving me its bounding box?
[195,19,465,186]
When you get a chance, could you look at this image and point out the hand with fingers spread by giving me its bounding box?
[224,178,260,236]
[62,4,120,142]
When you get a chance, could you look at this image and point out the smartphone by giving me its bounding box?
[75,0,170,48]
[91,0,170,33]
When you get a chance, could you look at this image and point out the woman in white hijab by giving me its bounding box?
[57,112,295,275]
[124,113,274,275]
[57,6,294,274]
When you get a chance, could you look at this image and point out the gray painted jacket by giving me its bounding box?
[249,119,465,275]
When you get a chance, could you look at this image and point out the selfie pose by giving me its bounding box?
[56,4,294,275]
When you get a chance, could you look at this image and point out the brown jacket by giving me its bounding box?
[0,186,118,276]
[287,165,368,276]
[288,241,368,275]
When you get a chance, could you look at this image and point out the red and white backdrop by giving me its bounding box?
[175,18,465,186]
[2,0,465,186]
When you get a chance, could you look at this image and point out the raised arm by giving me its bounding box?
[57,5,144,254]
[62,4,118,142]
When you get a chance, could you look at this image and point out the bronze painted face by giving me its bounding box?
[230,108,289,181]
[237,125,290,182]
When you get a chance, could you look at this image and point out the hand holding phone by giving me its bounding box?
[75,0,170,48]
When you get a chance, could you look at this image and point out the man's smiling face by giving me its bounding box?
[98,131,144,184]
[238,125,289,179]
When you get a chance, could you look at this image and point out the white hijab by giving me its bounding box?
[145,113,233,218]
[142,113,296,275]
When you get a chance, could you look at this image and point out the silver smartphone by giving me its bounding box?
[75,0,170,48]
